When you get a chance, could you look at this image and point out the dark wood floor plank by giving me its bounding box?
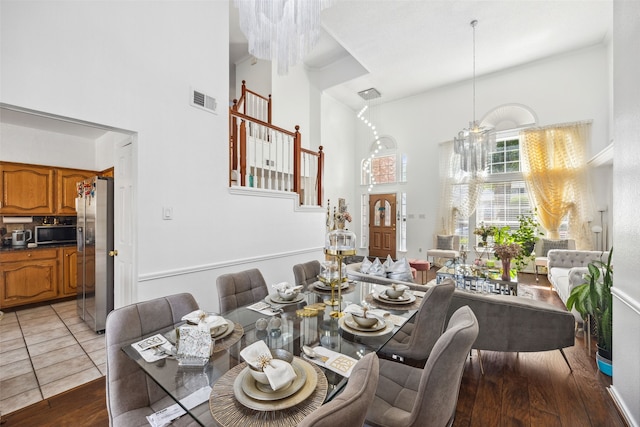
[1,377,108,427]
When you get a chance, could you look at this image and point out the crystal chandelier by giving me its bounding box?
[234,0,334,75]
[454,19,495,176]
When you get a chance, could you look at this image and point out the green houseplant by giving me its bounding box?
[491,211,543,271]
[566,248,613,375]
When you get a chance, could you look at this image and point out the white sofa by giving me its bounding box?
[547,249,610,321]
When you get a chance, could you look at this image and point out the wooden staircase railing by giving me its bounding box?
[229,81,324,207]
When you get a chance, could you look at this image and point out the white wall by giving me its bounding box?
[1,1,328,312]
[1,123,96,170]
[611,0,640,424]
[356,44,611,259]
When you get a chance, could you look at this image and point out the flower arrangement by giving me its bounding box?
[327,198,352,231]
[492,242,522,260]
[473,223,495,245]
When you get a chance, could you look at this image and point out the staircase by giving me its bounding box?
[229,81,324,207]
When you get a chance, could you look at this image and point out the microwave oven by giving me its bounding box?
[35,225,77,245]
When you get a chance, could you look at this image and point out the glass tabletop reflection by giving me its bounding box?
[122,280,418,426]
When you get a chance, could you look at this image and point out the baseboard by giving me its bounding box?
[608,386,638,427]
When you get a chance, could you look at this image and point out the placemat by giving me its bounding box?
[209,358,328,427]
[364,293,422,311]
[308,282,356,295]
[212,322,244,353]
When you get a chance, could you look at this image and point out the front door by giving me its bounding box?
[369,193,396,259]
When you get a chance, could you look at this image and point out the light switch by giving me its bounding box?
[162,206,173,220]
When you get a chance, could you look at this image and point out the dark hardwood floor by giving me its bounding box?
[1,269,626,427]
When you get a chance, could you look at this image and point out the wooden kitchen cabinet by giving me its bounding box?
[0,248,59,309]
[61,246,79,296]
[0,162,55,215]
[56,167,94,215]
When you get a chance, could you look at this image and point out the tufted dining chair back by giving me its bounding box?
[105,293,200,426]
[378,279,455,366]
[216,268,269,313]
[299,352,379,427]
[366,305,479,427]
[293,260,321,290]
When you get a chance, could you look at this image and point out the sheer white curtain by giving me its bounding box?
[437,141,484,234]
[520,121,594,249]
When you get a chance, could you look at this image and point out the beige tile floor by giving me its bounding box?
[0,300,105,415]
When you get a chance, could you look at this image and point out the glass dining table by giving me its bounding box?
[122,279,420,426]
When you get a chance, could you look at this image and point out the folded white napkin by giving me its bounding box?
[343,304,388,322]
[181,310,227,333]
[272,282,303,295]
[239,341,296,391]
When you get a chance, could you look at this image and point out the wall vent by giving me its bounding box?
[190,88,217,114]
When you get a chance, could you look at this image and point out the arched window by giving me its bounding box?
[361,136,407,190]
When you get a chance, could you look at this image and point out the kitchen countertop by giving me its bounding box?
[0,243,77,252]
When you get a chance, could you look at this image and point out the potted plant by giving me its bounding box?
[566,248,613,375]
[473,223,495,247]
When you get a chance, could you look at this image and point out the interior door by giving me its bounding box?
[369,193,396,259]
[114,136,135,308]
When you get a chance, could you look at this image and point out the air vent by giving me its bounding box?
[358,88,381,100]
[190,88,217,114]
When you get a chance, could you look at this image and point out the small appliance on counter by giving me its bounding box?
[11,229,32,248]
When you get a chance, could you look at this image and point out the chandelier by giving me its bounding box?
[234,0,334,75]
[454,19,495,177]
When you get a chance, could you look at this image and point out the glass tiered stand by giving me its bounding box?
[322,227,356,318]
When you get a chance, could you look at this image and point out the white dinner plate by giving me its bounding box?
[338,317,394,336]
[374,292,416,305]
[267,293,305,305]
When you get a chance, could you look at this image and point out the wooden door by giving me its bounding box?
[369,193,396,259]
[114,136,135,308]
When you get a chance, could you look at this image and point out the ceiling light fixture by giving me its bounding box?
[454,19,495,177]
[234,0,334,75]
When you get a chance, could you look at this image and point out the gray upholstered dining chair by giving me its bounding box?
[216,268,269,313]
[365,305,479,427]
[293,260,321,289]
[378,279,455,367]
[105,293,204,426]
[299,352,379,427]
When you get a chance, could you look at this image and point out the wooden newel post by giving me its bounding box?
[317,146,324,207]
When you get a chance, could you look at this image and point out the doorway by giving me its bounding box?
[368,193,396,259]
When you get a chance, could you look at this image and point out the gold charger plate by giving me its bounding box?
[267,293,305,305]
[233,357,318,411]
[339,317,394,336]
[374,291,416,305]
[240,359,307,401]
[344,314,387,332]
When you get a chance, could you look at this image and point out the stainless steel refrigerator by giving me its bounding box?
[76,176,114,333]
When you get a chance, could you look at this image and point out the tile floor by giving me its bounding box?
[0,300,106,415]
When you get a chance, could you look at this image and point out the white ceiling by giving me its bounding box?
[230,0,613,111]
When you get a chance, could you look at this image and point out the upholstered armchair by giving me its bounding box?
[426,234,460,267]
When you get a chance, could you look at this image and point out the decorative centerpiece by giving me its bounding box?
[473,223,495,247]
[492,242,522,281]
[324,198,356,318]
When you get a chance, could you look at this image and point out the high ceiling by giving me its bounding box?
[230,0,613,111]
